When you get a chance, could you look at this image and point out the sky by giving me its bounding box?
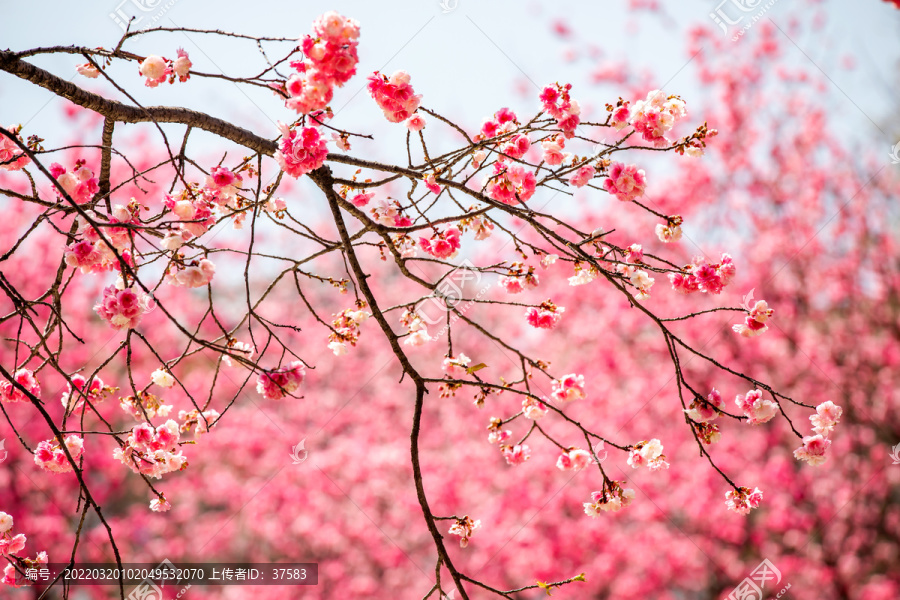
[1,0,898,157]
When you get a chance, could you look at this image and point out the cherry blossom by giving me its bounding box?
[114,421,187,479]
[551,373,586,403]
[50,161,99,203]
[94,284,151,330]
[0,125,30,171]
[274,122,328,178]
[447,516,481,548]
[793,434,832,466]
[501,444,532,466]
[485,163,537,204]
[735,389,779,425]
[367,70,422,123]
[522,396,549,420]
[256,361,306,400]
[34,435,84,474]
[584,483,635,516]
[810,401,842,436]
[139,55,167,87]
[602,161,646,201]
[557,448,592,471]
[419,227,461,259]
[525,300,565,329]
[725,487,764,515]
[0,368,40,403]
[627,438,669,470]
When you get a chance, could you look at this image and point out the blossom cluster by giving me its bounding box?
[285,12,360,114]
[447,516,481,548]
[725,486,764,515]
[539,83,581,138]
[113,420,187,479]
[34,435,84,474]
[551,373,586,403]
[735,388,779,425]
[733,291,774,337]
[627,438,669,470]
[668,253,736,295]
[0,369,40,403]
[94,282,152,330]
[0,124,29,171]
[522,396,549,419]
[603,162,647,202]
[50,161,99,204]
[327,306,371,356]
[500,263,540,294]
[274,121,328,178]
[0,511,48,589]
[419,226,461,260]
[485,162,537,204]
[793,401,842,466]
[557,448,592,471]
[629,89,688,147]
[366,70,422,123]
[256,361,306,400]
[61,374,111,414]
[137,49,192,87]
[400,309,432,347]
[584,482,635,516]
[525,300,565,329]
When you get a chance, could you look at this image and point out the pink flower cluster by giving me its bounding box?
[570,165,595,188]
[94,284,151,330]
[256,361,306,400]
[685,388,724,423]
[794,401,842,466]
[50,161,99,204]
[274,122,328,178]
[167,258,216,288]
[485,163,537,204]
[630,90,688,147]
[447,516,481,548]
[401,309,432,347]
[551,373,586,403]
[114,420,187,479]
[557,448,592,471]
[0,125,29,171]
[419,226,461,259]
[627,439,669,470]
[725,486,763,515]
[526,300,565,330]
[366,70,422,123]
[0,369,40,403]
[522,396,549,419]
[603,161,646,202]
[476,107,519,141]
[0,512,48,588]
[284,12,360,114]
[327,307,370,356]
[735,389,779,425]
[584,482,635,516]
[541,134,570,166]
[0,512,26,556]
[539,83,581,138]
[733,294,774,337]
[34,435,84,474]
[668,253,736,295]
[442,354,471,378]
[500,263,539,294]
[61,374,107,414]
[501,443,532,466]
[138,49,191,87]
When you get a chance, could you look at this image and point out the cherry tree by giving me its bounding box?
[0,8,871,599]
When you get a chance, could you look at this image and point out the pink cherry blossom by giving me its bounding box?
[256,361,306,400]
[810,401,843,436]
[584,483,635,516]
[522,396,549,420]
[172,48,191,82]
[793,434,831,466]
[0,368,40,403]
[685,388,724,423]
[551,373,586,403]
[139,55,167,87]
[34,435,83,474]
[501,444,532,466]
[485,163,537,204]
[627,438,669,470]
[557,448,592,471]
[419,227,461,259]
[569,165,595,188]
[442,354,471,378]
[93,285,151,330]
[735,389,779,425]
[406,113,426,132]
[367,70,422,123]
[274,123,328,178]
[603,161,646,201]
[725,486,764,515]
[76,63,100,78]
[447,516,480,548]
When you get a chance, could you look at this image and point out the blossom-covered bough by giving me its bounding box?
[0,11,842,599]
